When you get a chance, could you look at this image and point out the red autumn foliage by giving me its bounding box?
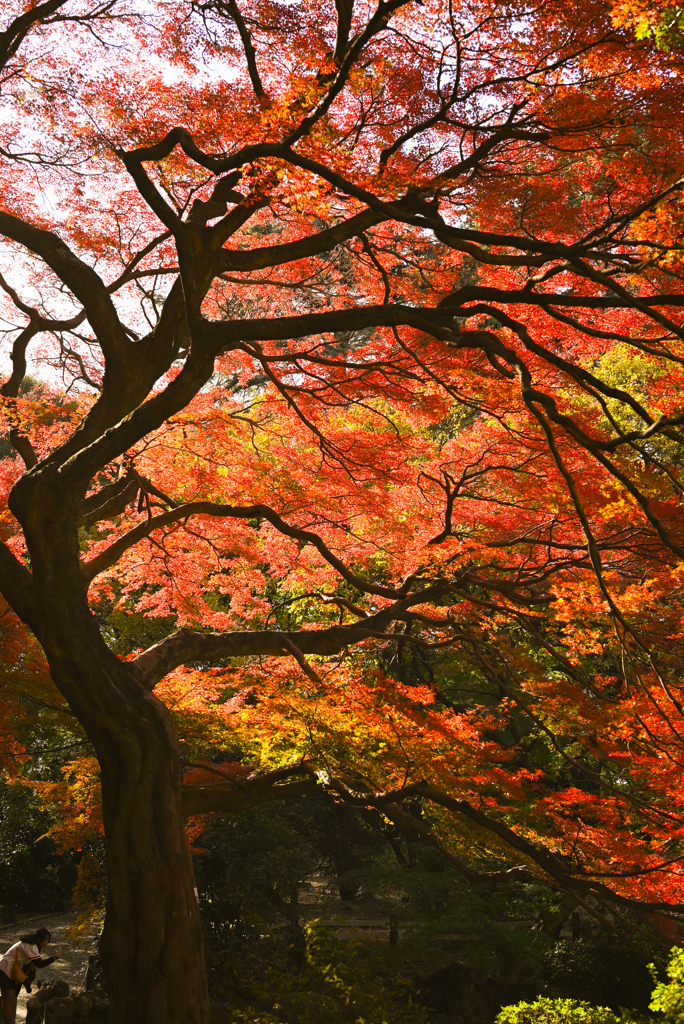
[2,0,684,1019]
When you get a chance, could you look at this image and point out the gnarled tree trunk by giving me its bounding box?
[12,476,211,1024]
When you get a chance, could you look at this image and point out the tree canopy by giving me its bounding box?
[2,0,684,1021]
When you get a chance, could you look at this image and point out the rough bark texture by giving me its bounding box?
[97,698,208,1024]
[9,471,210,1024]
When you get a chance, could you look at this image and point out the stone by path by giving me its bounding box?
[0,911,94,1022]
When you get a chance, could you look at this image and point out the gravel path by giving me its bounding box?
[0,911,94,1022]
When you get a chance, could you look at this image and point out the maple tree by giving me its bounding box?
[2,0,684,1021]
[610,0,684,47]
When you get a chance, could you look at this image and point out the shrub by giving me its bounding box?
[650,948,684,1024]
[496,997,622,1024]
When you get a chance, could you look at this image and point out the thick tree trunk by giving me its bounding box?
[49,655,212,1024]
[96,689,210,1024]
[11,476,212,1024]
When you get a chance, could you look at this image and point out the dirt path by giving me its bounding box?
[0,911,94,1022]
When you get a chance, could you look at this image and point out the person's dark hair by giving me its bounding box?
[21,929,50,945]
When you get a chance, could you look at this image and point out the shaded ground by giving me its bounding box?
[0,911,93,1022]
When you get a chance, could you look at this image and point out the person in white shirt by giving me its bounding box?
[0,928,61,1024]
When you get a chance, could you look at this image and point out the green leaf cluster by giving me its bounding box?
[650,948,684,1023]
[497,997,622,1024]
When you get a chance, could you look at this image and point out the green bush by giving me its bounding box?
[0,779,77,917]
[211,920,425,1024]
[650,948,684,1024]
[496,997,621,1024]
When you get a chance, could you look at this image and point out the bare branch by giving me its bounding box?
[332,0,354,63]
[0,543,35,627]
[131,614,400,689]
[79,471,140,528]
[0,212,131,366]
[0,0,70,72]
[82,498,411,596]
[181,765,684,932]
[182,773,318,816]
[205,0,271,108]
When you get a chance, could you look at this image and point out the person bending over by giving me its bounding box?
[0,928,62,1024]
